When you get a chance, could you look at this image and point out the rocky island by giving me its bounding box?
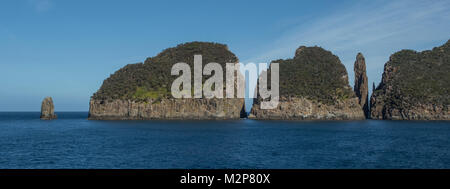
[370,40,450,120]
[249,46,365,120]
[40,97,57,120]
[89,42,245,120]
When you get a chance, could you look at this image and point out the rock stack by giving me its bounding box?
[353,53,369,118]
[40,97,57,120]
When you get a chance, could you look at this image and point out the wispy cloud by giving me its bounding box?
[29,0,53,12]
[245,0,450,91]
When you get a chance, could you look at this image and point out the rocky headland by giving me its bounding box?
[370,40,450,120]
[249,46,365,120]
[89,42,245,120]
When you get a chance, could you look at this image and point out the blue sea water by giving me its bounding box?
[0,112,449,169]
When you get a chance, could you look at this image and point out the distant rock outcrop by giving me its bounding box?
[40,97,57,120]
[89,42,245,120]
[370,40,450,120]
[353,53,369,118]
[249,46,365,120]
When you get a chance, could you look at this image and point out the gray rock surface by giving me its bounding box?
[89,98,244,120]
[40,97,57,120]
[353,53,369,118]
[250,96,365,120]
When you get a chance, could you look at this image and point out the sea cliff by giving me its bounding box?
[89,98,244,120]
[249,96,363,120]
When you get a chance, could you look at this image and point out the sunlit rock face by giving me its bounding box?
[41,97,57,120]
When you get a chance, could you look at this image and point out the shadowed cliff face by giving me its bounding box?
[249,46,365,120]
[370,40,450,120]
[353,53,369,118]
[89,42,245,120]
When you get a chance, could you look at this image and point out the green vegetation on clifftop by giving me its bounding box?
[264,46,355,105]
[92,42,238,101]
[372,39,450,108]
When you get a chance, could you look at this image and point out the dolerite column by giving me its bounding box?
[353,53,369,118]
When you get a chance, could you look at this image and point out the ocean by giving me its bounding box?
[0,112,449,169]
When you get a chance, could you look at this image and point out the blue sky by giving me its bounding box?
[0,0,449,111]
